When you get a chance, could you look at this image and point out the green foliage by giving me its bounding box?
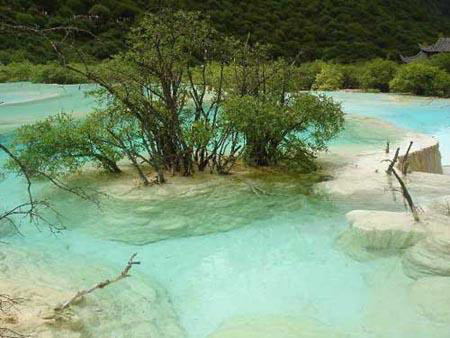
[0,62,33,82]
[389,62,450,97]
[296,61,326,90]
[428,53,450,73]
[312,64,344,91]
[83,10,243,180]
[0,62,90,84]
[224,93,344,170]
[340,63,364,89]
[31,63,88,84]
[9,112,124,178]
[222,47,344,169]
[2,0,450,63]
[360,59,399,92]
[8,10,347,184]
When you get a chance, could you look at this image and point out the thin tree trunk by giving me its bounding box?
[392,168,420,222]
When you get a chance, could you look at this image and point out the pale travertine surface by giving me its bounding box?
[333,134,450,280]
[410,277,450,323]
[0,246,185,338]
[208,316,351,338]
[318,133,450,207]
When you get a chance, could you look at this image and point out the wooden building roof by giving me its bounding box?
[420,38,450,53]
[400,50,428,63]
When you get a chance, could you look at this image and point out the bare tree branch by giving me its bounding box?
[401,141,413,176]
[391,168,420,221]
[0,143,64,233]
[386,147,400,175]
[55,253,140,312]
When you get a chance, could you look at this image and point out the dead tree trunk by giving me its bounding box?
[386,147,400,175]
[392,168,420,222]
[401,141,413,176]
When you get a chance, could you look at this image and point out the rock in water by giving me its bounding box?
[345,210,426,250]
[403,231,450,279]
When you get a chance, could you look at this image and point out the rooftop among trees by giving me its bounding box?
[401,37,450,63]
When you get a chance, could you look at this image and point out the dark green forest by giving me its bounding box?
[1,0,450,64]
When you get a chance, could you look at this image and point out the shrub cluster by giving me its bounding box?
[8,11,345,185]
[0,62,89,84]
[295,54,450,97]
[390,62,450,97]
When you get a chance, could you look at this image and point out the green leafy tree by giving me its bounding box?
[89,4,112,19]
[390,62,450,97]
[312,64,344,91]
[428,53,450,73]
[78,10,239,182]
[2,0,450,63]
[8,10,346,185]
[340,63,364,89]
[224,93,344,170]
[296,61,326,90]
[9,113,124,178]
[223,46,344,169]
[360,59,398,92]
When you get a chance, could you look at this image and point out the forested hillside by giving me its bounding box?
[1,0,450,63]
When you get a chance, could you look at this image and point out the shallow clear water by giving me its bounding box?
[0,82,97,132]
[324,91,450,165]
[1,84,450,337]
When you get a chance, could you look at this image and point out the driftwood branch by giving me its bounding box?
[391,168,420,222]
[55,253,140,312]
[401,141,413,176]
[386,147,400,175]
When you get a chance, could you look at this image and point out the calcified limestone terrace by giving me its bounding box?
[410,277,450,323]
[0,246,185,338]
[403,231,450,279]
[332,132,450,283]
[207,316,350,338]
[2,85,450,337]
[345,210,427,250]
[318,132,450,207]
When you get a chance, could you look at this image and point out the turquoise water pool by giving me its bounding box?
[0,82,97,132]
[1,84,449,337]
[324,91,450,165]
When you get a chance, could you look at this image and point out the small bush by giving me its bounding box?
[296,61,326,90]
[389,63,450,97]
[31,63,87,84]
[0,62,33,82]
[428,53,450,73]
[312,64,344,91]
[340,63,364,89]
[0,62,90,84]
[360,59,398,92]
